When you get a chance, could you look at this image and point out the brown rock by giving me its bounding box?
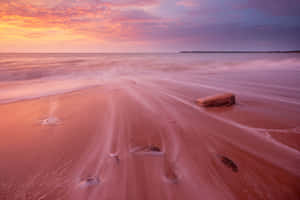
[196,93,235,107]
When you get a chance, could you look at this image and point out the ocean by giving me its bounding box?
[0,53,299,104]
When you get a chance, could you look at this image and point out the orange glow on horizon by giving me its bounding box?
[0,0,154,52]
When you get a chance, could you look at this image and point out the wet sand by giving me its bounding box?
[0,68,300,200]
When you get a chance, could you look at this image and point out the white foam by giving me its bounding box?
[41,117,60,125]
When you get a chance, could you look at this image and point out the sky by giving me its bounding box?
[0,0,300,52]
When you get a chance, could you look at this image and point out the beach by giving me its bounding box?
[0,53,300,199]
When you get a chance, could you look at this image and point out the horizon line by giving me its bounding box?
[0,50,300,54]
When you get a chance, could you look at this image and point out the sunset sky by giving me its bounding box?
[0,0,300,52]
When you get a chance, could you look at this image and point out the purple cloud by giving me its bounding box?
[239,0,300,16]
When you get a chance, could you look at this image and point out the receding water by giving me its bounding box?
[0,53,299,104]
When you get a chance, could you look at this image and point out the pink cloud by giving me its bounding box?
[111,10,160,23]
[176,0,199,8]
[102,0,159,7]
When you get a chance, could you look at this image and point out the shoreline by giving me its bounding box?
[179,50,300,54]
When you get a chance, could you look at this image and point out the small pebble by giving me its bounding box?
[109,153,120,163]
[220,155,238,172]
[149,145,161,152]
[79,177,100,188]
[41,117,60,125]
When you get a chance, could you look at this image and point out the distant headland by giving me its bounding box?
[179,50,300,53]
